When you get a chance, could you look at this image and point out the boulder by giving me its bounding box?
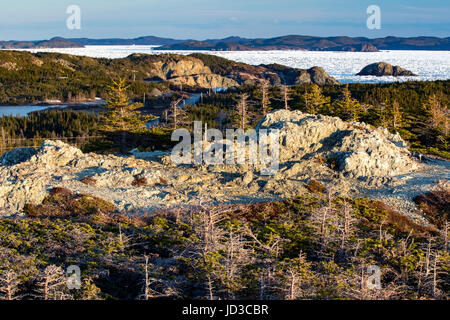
[30,140,83,167]
[298,66,339,85]
[0,147,37,166]
[356,62,417,76]
[0,165,50,213]
[149,88,162,96]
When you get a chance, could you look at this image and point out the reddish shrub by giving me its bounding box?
[80,176,98,187]
[414,184,449,228]
[132,177,147,187]
[306,179,326,194]
[159,177,168,185]
[49,187,73,197]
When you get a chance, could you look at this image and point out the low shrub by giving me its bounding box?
[131,177,147,187]
[24,189,117,218]
[80,176,98,187]
[413,183,450,228]
[306,179,326,194]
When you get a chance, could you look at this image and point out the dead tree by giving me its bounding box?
[143,255,150,300]
[442,220,448,251]
[244,224,287,299]
[283,251,313,300]
[419,251,444,299]
[311,187,338,251]
[0,270,20,300]
[139,254,177,300]
[236,93,250,131]
[167,98,185,129]
[181,204,227,300]
[391,101,403,128]
[260,79,271,116]
[0,126,6,155]
[340,201,357,250]
[222,230,251,299]
[282,85,291,110]
[424,94,448,134]
[34,265,68,300]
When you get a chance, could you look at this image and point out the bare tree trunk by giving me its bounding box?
[426,238,432,276]
[237,94,249,131]
[340,202,354,250]
[120,107,127,154]
[288,270,296,300]
[283,86,290,110]
[144,255,150,300]
[0,126,5,155]
[392,101,402,128]
[259,274,265,300]
[207,275,214,300]
[173,103,177,129]
[443,220,448,251]
[261,80,270,115]
[432,256,438,298]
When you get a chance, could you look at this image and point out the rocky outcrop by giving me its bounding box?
[0,147,37,166]
[168,74,239,88]
[189,54,339,86]
[0,112,427,217]
[297,66,339,85]
[256,110,418,178]
[29,140,84,168]
[137,54,239,88]
[150,57,211,80]
[260,64,339,85]
[356,62,417,77]
[0,141,85,213]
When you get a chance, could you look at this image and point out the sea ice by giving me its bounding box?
[11,46,450,83]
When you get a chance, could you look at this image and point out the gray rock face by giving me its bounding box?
[256,110,418,177]
[299,66,340,85]
[30,140,83,168]
[261,64,339,85]
[0,112,424,217]
[356,62,417,77]
[0,147,37,166]
[0,140,84,213]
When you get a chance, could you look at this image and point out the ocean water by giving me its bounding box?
[15,45,450,83]
[0,105,65,117]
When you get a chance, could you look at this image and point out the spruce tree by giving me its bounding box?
[101,78,151,153]
[304,84,330,114]
[335,85,361,121]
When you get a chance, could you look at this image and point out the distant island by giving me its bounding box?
[0,37,83,49]
[1,35,449,51]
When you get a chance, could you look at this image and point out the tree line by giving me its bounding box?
[0,185,448,300]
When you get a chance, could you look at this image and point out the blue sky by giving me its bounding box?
[0,0,449,40]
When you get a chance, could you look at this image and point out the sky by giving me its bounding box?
[0,0,449,41]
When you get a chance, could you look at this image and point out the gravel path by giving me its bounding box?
[359,157,449,224]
